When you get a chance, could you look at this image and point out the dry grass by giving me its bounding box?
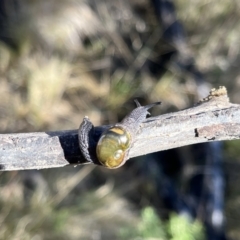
[0,0,240,239]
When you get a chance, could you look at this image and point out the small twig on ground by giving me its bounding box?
[0,86,239,171]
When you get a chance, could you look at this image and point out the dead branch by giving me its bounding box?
[0,86,239,171]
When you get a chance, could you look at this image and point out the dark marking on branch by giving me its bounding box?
[194,129,199,138]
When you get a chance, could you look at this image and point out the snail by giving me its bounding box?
[78,100,161,169]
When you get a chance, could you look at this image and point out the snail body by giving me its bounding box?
[78,100,161,169]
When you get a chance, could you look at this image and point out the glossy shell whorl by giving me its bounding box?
[96,127,131,168]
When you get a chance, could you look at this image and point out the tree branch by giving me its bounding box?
[0,87,239,171]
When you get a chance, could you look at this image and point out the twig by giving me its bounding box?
[0,87,239,171]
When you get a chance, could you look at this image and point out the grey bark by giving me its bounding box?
[0,87,239,171]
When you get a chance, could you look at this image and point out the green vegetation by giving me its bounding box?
[0,0,240,239]
[119,207,205,240]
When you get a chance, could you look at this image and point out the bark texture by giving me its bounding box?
[0,87,239,171]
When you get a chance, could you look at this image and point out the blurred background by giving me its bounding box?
[0,0,240,239]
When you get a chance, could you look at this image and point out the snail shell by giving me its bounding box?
[78,100,161,169]
[96,126,131,168]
